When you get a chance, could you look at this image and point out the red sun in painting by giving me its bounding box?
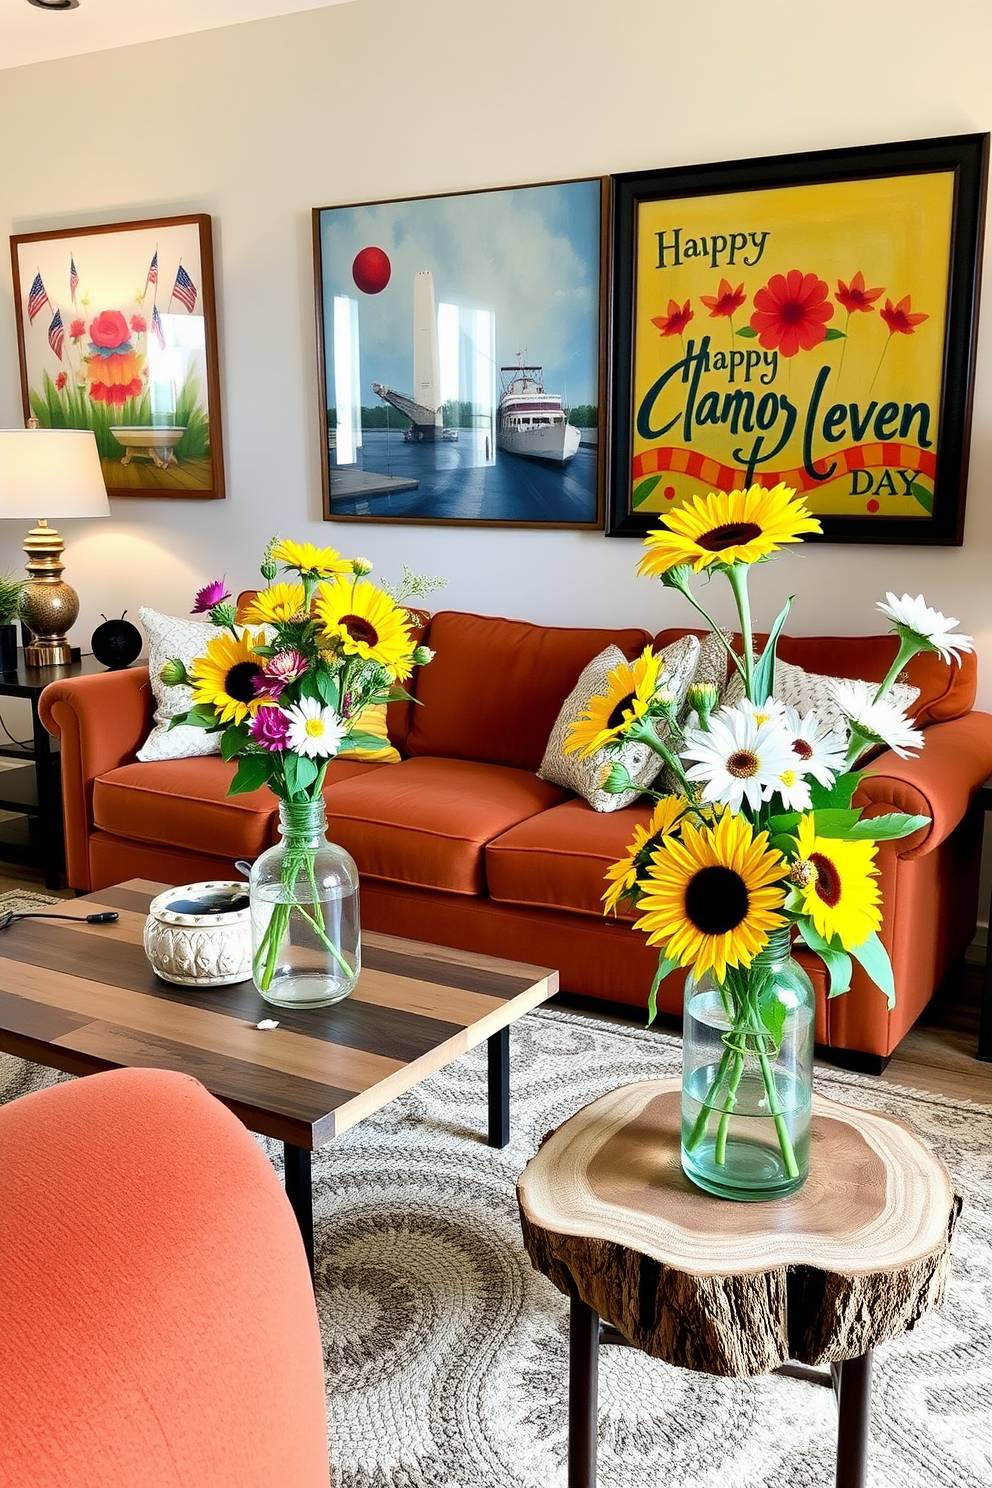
[352,246,391,294]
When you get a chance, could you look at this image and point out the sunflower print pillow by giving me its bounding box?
[537,635,700,812]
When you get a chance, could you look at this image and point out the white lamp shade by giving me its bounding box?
[0,429,110,519]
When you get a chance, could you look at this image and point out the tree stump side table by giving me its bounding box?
[517,1078,961,1488]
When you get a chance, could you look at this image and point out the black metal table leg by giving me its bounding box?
[834,1350,873,1488]
[283,1142,314,1282]
[487,1026,510,1147]
[569,1290,600,1488]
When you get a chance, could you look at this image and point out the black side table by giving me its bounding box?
[979,779,992,1062]
[0,652,110,889]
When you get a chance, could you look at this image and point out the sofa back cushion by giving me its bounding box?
[653,628,976,726]
[407,612,653,771]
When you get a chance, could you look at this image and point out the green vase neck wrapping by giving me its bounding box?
[751,927,794,970]
[277,798,328,845]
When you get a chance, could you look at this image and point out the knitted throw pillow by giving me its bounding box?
[136,607,223,763]
[721,657,919,731]
[537,634,700,812]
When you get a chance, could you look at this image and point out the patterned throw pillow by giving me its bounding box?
[338,702,401,764]
[721,657,919,731]
[136,607,222,763]
[537,635,700,812]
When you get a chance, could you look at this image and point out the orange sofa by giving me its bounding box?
[39,609,992,1071]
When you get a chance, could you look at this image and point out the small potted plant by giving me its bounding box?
[0,571,25,673]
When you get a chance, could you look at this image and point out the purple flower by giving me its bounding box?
[248,706,291,753]
[253,674,287,700]
[191,579,231,614]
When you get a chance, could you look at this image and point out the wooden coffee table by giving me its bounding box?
[0,879,558,1274]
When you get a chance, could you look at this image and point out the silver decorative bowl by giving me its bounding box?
[143,881,251,987]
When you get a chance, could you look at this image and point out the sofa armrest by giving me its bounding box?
[853,711,992,858]
[39,668,153,891]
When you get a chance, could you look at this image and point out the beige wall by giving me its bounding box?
[0,0,989,707]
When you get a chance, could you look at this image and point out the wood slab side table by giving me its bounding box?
[518,1078,960,1488]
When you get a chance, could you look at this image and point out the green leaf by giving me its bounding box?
[647,954,680,1025]
[221,724,250,762]
[808,772,860,812]
[229,755,272,796]
[909,482,933,514]
[769,833,800,858]
[795,918,853,997]
[849,931,896,1009]
[385,685,417,705]
[294,755,319,792]
[735,326,758,338]
[810,808,863,836]
[632,475,663,509]
[342,731,389,753]
[757,985,787,1044]
[845,812,929,841]
[297,672,322,703]
[823,327,847,341]
[168,705,222,733]
[316,669,340,709]
[752,595,792,702]
[766,811,802,837]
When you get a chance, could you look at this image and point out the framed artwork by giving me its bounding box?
[608,134,988,544]
[313,178,607,528]
[10,214,224,499]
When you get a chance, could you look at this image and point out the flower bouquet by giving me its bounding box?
[164,539,436,1008]
[566,483,973,1199]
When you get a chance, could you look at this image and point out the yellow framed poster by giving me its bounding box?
[608,135,988,544]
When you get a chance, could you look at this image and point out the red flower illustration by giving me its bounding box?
[835,271,884,314]
[700,279,746,318]
[69,318,86,340]
[651,299,694,337]
[749,270,834,357]
[55,371,67,391]
[130,313,147,334]
[879,295,928,335]
[88,309,130,350]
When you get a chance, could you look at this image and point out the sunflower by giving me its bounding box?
[189,629,269,726]
[634,812,787,982]
[313,578,415,674]
[270,539,353,577]
[603,795,686,915]
[565,648,669,758]
[792,815,882,950]
[637,483,822,578]
[239,583,306,624]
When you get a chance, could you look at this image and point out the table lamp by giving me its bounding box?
[0,425,110,667]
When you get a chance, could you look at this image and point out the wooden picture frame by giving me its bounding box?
[313,178,607,528]
[608,134,988,544]
[10,214,225,500]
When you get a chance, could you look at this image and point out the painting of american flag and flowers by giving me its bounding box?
[10,214,224,499]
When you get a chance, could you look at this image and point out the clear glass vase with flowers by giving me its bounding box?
[567,483,973,1199]
[163,539,438,1009]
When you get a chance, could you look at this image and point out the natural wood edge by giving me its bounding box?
[518,1192,963,1377]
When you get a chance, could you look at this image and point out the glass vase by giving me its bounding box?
[249,799,360,1009]
[680,928,814,1201]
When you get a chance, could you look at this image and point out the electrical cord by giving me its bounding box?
[0,712,32,750]
[0,910,119,931]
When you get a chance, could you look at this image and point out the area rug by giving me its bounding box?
[1,1004,989,1488]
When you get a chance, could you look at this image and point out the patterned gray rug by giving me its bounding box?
[2,1002,989,1487]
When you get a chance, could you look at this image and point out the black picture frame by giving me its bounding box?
[608,133,988,544]
[313,177,608,529]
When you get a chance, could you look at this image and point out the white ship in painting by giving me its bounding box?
[497,364,581,465]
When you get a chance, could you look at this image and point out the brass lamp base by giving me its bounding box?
[20,519,79,669]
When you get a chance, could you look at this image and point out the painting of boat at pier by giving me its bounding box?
[314,178,604,527]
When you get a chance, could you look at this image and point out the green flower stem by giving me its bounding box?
[873,634,924,703]
[756,1042,799,1178]
[668,573,747,683]
[714,1046,745,1166]
[725,564,755,700]
[623,716,695,795]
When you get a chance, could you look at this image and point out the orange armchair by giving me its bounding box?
[0,1067,329,1487]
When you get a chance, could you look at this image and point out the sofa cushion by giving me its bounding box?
[653,628,976,726]
[486,797,654,920]
[406,612,652,771]
[324,756,571,895]
[93,756,383,861]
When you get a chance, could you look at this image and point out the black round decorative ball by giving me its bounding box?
[91,612,142,670]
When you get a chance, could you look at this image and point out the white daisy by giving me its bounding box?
[772,766,813,812]
[828,679,922,759]
[783,706,847,787]
[733,695,788,728]
[681,700,797,814]
[282,697,345,758]
[876,592,975,665]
